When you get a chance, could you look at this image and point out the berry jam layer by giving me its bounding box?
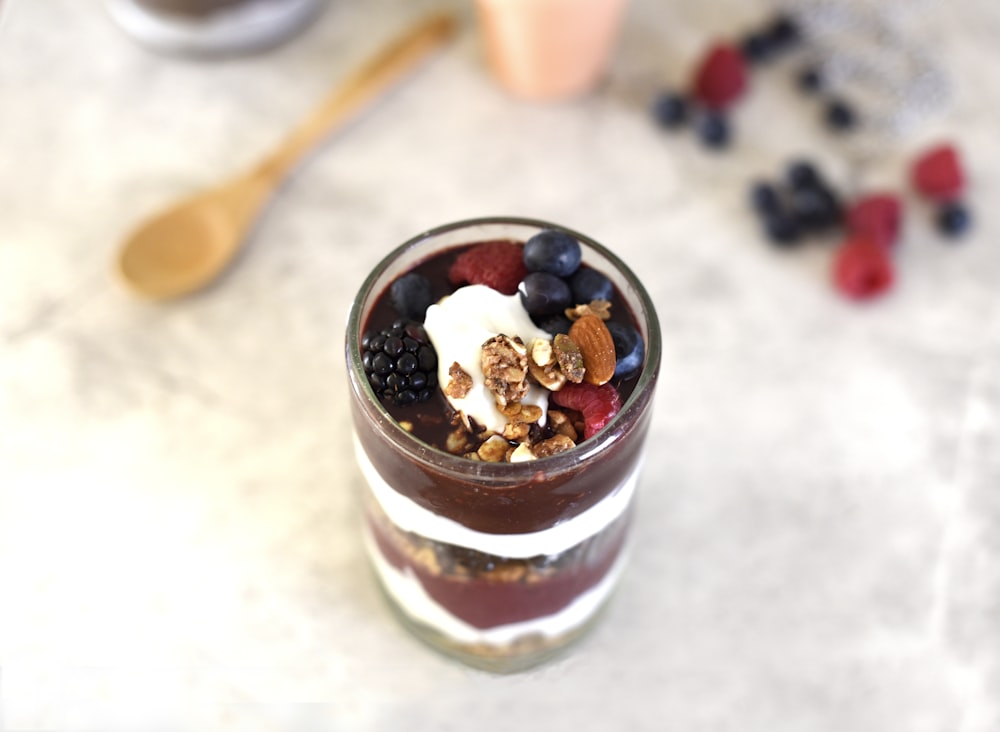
[364,488,631,633]
[354,432,642,557]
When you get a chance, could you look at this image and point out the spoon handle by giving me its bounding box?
[255,11,457,183]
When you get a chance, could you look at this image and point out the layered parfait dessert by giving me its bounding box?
[346,218,660,671]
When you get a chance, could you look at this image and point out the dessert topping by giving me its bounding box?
[481,334,530,408]
[568,314,617,386]
[565,299,612,321]
[445,362,473,399]
[448,240,528,295]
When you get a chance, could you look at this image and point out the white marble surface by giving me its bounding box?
[2,0,999,729]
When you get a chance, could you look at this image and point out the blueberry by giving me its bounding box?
[750,181,782,216]
[764,213,802,246]
[607,322,644,379]
[937,201,972,238]
[652,92,689,128]
[741,32,773,64]
[786,159,821,190]
[535,313,573,335]
[766,13,801,51]
[796,66,823,94]
[523,230,582,277]
[518,272,572,316]
[789,186,841,232]
[696,111,730,149]
[824,98,857,131]
[390,273,433,321]
[570,268,614,303]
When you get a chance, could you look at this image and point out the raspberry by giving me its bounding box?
[552,382,622,440]
[911,144,964,201]
[846,193,902,248]
[448,241,528,296]
[832,237,894,301]
[693,43,748,110]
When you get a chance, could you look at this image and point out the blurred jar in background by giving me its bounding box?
[106,0,326,56]
[476,0,628,100]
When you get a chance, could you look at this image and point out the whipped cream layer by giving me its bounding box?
[423,285,552,435]
[355,433,641,558]
[365,527,629,645]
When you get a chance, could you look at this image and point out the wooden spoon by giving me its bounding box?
[116,11,456,300]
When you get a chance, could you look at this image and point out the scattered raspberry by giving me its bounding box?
[552,382,622,440]
[693,43,748,110]
[832,237,895,301]
[448,241,528,295]
[846,193,902,248]
[911,144,964,201]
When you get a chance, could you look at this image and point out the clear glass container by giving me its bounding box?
[345,217,661,672]
[106,0,326,56]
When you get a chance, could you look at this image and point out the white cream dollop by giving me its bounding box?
[423,285,552,435]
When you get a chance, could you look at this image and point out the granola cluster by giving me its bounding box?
[443,300,618,462]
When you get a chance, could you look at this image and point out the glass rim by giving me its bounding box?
[346,216,661,480]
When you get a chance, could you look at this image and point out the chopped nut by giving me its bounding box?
[398,420,414,432]
[548,410,578,442]
[508,443,536,463]
[481,334,529,407]
[477,435,510,462]
[517,404,543,424]
[485,562,528,582]
[445,362,473,399]
[530,338,553,367]
[446,427,472,455]
[566,299,612,321]
[412,545,441,574]
[553,334,585,384]
[498,402,522,419]
[569,314,616,386]
[502,421,531,442]
[527,337,567,391]
[533,434,576,457]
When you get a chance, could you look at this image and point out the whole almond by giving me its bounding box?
[568,314,616,386]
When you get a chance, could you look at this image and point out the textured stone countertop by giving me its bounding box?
[1,0,998,729]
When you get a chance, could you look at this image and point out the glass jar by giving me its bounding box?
[105,0,326,56]
[345,217,661,672]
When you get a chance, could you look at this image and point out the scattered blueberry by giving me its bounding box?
[796,66,822,94]
[766,13,801,50]
[764,213,802,246]
[518,272,572,316]
[362,320,438,406]
[789,186,841,232]
[750,181,782,216]
[607,322,645,379]
[787,159,821,190]
[570,268,614,303]
[523,230,582,277]
[389,272,433,321]
[696,111,730,149]
[824,98,857,131]
[652,92,689,128]
[740,32,772,64]
[936,201,972,238]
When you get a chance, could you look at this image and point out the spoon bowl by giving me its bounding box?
[115,12,456,300]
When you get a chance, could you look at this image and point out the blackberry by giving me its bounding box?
[362,319,438,407]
